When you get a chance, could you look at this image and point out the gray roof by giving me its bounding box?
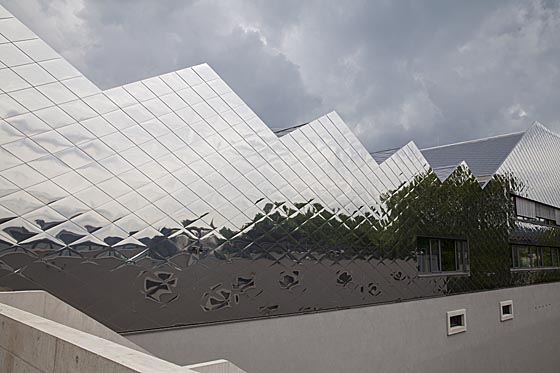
[431,164,463,181]
[370,148,400,163]
[272,123,309,137]
[419,132,525,178]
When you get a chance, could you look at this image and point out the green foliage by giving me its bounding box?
[197,164,560,292]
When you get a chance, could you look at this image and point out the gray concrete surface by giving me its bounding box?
[127,282,560,373]
[0,302,197,373]
[186,359,247,373]
[0,290,147,353]
[0,291,247,373]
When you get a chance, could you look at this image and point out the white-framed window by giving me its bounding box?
[447,309,467,335]
[500,300,514,322]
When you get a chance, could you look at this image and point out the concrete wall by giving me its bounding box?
[127,282,560,373]
[0,291,247,373]
[186,359,247,373]
[0,302,197,373]
[0,290,147,353]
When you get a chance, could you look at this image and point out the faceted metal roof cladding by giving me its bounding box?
[499,123,560,209]
[271,122,308,137]
[432,162,465,183]
[420,132,525,180]
[0,6,433,330]
[1,5,560,333]
[370,147,400,164]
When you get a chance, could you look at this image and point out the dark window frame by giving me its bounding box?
[417,236,470,276]
[511,243,560,271]
[512,195,560,227]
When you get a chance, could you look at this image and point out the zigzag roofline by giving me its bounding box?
[420,130,527,152]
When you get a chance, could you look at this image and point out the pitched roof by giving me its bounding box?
[419,132,525,178]
[370,147,400,163]
[272,123,309,137]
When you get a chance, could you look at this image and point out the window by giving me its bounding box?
[449,315,461,327]
[500,300,514,322]
[417,237,469,274]
[447,309,467,335]
[514,196,560,226]
[511,244,560,269]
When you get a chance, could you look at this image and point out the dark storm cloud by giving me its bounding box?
[2,0,560,151]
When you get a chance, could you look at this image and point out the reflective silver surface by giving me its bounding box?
[499,123,560,208]
[1,6,560,332]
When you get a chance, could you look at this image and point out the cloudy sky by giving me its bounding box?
[2,0,560,151]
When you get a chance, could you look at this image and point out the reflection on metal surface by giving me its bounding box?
[1,6,560,332]
[279,270,300,290]
[144,272,178,304]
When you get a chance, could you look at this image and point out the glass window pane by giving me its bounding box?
[417,237,430,272]
[552,248,559,267]
[518,246,530,268]
[440,239,456,272]
[530,246,540,267]
[543,247,553,267]
[456,240,469,271]
[511,245,518,268]
[430,239,440,272]
[461,241,469,271]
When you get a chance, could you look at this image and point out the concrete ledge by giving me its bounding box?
[186,359,247,373]
[0,302,197,373]
[0,290,147,353]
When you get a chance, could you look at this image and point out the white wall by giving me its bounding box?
[127,282,560,373]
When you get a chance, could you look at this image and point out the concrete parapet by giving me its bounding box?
[0,290,147,353]
[0,302,197,372]
[186,359,247,373]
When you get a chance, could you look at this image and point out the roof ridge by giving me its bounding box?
[370,146,403,154]
[421,131,526,151]
[271,122,309,134]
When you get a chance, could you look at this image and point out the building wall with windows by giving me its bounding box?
[127,281,560,373]
[511,195,560,271]
[0,5,560,335]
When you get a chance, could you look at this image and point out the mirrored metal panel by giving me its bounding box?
[1,5,560,333]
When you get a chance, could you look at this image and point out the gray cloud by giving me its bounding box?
[2,0,559,151]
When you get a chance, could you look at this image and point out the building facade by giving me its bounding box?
[0,5,560,334]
